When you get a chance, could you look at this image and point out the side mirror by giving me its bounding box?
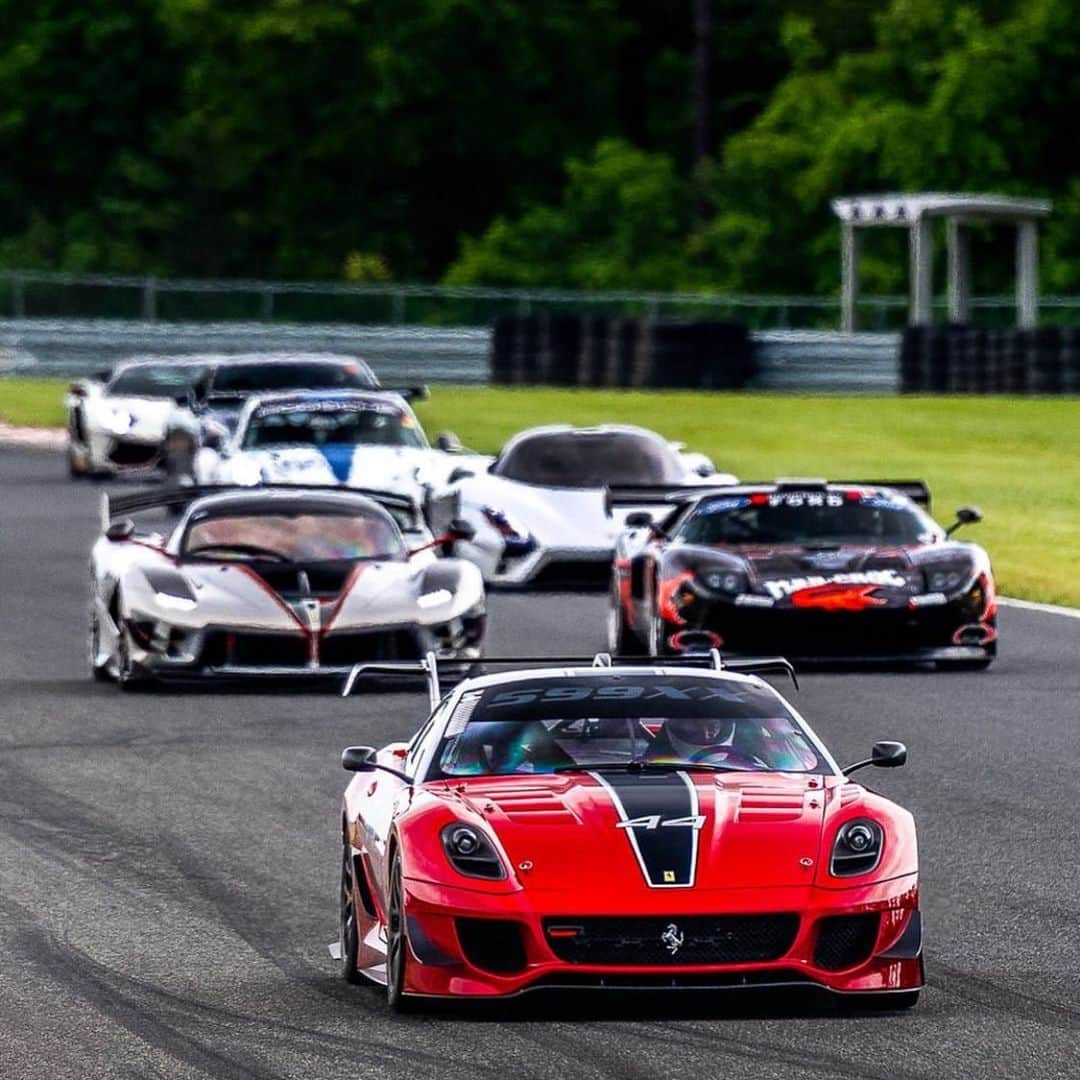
[105,519,135,542]
[843,740,907,776]
[68,382,88,398]
[435,431,462,453]
[625,511,653,528]
[448,517,476,543]
[447,466,475,484]
[946,505,983,536]
[341,746,377,772]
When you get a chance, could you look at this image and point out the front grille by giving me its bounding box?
[320,629,422,666]
[813,914,879,971]
[456,919,527,974]
[108,440,159,467]
[202,632,308,668]
[543,915,799,966]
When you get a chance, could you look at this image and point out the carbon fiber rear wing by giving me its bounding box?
[101,483,424,531]
[834,480,930,507]
[341,650,797,705]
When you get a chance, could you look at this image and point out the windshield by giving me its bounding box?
[210,360,376,395]
[494,431,683,488]
[108,364,205,399]
[676,491,937,547]
[182,510,403,562]
[241,401,426,449]
[430,676,826,778]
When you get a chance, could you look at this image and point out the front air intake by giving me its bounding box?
[814,914,879,971]
[456,919,527,974]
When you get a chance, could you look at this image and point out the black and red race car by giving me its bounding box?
[608,479,996,668]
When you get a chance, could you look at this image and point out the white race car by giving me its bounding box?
[426,424,737,588]
[194,390,487,502]
[66,353,384,480]
[66,358,206,477]
[89,486,484,686]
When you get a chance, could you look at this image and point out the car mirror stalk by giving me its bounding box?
[843,740,907,775]
[341,746,413,784]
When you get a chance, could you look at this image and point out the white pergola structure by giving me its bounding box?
[831,193,1052,331]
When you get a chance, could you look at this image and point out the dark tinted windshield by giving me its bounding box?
[210,360,376,395]
[241,400,426,449]
[183,510,402,562]
[494,431,683,487]
[677,491,936,547]
[429,676,826,778]
[108,364,205,399]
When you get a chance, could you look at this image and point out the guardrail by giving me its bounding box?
[8,269,1080,331]
[0,318,902,392]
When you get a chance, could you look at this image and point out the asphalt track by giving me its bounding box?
[1,445,1078,1080]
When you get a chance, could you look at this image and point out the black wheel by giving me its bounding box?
[67,443,85,480]
[839,989,920,1012]
[88,610,111,682]
[385,851,415,1013]
[339,845,362,984]
[607,574,641,656]
[115,623,150,691]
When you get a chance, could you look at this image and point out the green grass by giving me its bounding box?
[3,379,1077,606]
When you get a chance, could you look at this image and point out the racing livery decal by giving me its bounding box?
[591,771,701,888]
[763,569,908,600]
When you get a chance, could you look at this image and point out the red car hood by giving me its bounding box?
[449,771,829,899]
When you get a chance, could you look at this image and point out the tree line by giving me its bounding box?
[1,1,1075,294]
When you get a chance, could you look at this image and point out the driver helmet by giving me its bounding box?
[664,716,735,760]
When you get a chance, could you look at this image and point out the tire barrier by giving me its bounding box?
[900,325,1080,394]
[490,314,754,389]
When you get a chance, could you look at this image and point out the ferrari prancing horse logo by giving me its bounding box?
[661,923,685,955]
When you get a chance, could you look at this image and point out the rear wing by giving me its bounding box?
[604,479,931,516]
[342,650,797,706]
[604,485,733,516]
[834,480,930,508]
[101,483,425,534]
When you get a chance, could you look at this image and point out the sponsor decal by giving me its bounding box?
[487,685,747,708]
[764,492,845,508]
[909,592,948,608]
[591,771,701,889]
[763,569,908,600]
[735,594,775,608]
[790,583,888,612]
[698,496,751,514]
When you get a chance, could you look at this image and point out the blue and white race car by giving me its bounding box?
[194,390,488,501]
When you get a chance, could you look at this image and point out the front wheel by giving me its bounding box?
[385,851,415,1013]
[607,574,641,656]
[339,845,362,984]
[87,609,111,682]
[115,623,151,691]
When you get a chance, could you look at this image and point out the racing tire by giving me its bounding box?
[838,989,920,1012]
[385,851,416,1013]
[67,444,86,480]
[115,623,151,691]
[607,575,642,656]
[339,845,363,985]
[647,609,676,658]
[87,610,111,683]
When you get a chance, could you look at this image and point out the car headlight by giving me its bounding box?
[440,823,505,880]
[924,560,974,595]
[830,819,884,877]
[699,569,748,595]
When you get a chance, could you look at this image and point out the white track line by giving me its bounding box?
[999,597,1080,620]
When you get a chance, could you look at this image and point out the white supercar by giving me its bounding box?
[88,486,485,687]
[426,424,737,588]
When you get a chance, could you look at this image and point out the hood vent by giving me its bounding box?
[736,788,808,822]
[466,787,581,825]
[839,784,863,808]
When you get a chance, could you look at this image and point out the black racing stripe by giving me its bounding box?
[601,772,698,887]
